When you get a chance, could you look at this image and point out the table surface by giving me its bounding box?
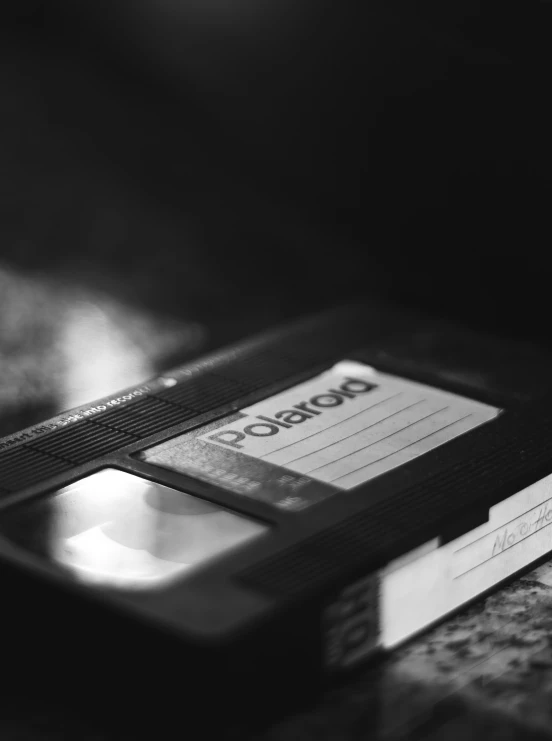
[2,21,552,741]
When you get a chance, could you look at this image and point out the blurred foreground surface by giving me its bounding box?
[2,6,552,739]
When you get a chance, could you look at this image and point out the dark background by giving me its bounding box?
[3,1,552,341]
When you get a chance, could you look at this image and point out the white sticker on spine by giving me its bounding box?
[199,361,499,490]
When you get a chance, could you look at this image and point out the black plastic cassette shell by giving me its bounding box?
[2,301,552,606]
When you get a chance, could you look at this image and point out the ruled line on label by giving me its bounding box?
[263,394,432,469]
[453,492,552,579]
[258,391,406,460]
[300,405,450,476]
[328,412,473,484]
[280,398,426,466]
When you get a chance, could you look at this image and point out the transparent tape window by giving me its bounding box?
[0,469,268,589]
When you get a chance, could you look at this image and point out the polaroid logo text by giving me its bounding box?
[206,377,376,450]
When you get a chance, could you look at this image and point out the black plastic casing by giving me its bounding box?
[2,301,552,736]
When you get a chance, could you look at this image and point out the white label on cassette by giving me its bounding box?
[200,361,499,490]
[380,471,552,648]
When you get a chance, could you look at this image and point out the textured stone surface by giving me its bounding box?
[263,562,552,740]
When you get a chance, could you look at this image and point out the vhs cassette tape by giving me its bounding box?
[1,301,552,734]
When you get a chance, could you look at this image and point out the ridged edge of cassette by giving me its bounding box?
[0,304,369,495]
